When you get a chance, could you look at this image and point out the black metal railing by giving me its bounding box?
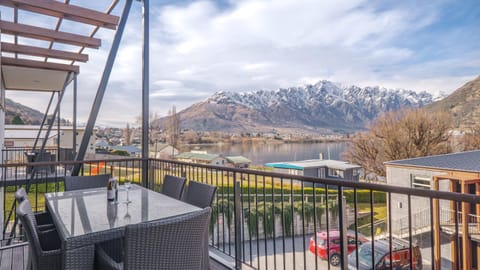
[1,158,479,270]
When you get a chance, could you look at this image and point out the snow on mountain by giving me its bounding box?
[156,80,436,133]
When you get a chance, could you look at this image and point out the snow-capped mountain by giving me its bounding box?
[156,80,435,133]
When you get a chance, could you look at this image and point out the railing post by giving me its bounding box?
[338,186,348,269]
[234,176,242,269]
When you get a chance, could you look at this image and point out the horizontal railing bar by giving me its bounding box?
[2,157,480,204]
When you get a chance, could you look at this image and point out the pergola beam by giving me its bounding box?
[1,42,88,62]
[0,0,119,30]
[0,20,101,48]
[2,57,79,73]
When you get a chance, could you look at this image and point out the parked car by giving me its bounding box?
[347,238,422,270]
[309,230,369,266]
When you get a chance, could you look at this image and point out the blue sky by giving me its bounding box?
[4,0,480,126]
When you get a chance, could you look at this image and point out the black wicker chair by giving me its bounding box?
[17,200,62,270]
[96,207,212,270]
[182,181,217,208]
[64,174,110,191]
[160,175,186,199]
[15,188,55,231]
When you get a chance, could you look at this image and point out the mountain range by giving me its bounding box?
[155,80,435,133]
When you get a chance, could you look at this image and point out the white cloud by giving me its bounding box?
[4,0,479,127]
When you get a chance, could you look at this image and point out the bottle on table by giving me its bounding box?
[107,177,115,202]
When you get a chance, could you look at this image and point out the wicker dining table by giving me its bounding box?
[45,184,201,270]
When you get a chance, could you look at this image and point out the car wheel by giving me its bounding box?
[329,253,340,266]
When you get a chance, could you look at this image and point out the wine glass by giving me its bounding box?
[124,178,132,204]
[123,202,131,224]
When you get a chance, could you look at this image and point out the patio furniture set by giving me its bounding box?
[15,174,217,270]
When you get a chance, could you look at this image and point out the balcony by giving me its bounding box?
[0,157,478,270]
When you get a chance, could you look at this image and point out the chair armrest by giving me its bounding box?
[38,228,61,251]
[34,211,53,226]
[96,245,123,270]
[37,223,56,232]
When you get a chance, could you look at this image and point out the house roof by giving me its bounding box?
[226,156,252,164]
[175,152,220,162]
[384,150,480,173]
[265,159,361,170]
[110,145,141,153]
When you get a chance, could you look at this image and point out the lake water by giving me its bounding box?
[183,142,348,165]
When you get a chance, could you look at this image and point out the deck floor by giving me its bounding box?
[0,243,229,270]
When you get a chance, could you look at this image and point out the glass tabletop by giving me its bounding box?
[45,184,201,239]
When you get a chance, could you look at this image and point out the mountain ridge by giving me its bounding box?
[424,75,480,130]
[155,80,435,134]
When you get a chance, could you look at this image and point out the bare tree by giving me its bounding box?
[123,123,133,145]
[166,106,180,154]
[459,125,480,151]
[344,109,452,177]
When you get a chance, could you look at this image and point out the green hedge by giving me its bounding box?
[216,185,386,204]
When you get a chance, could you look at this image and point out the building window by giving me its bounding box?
[288,169,301,175]
[411,175,431,189]
[328,168,344,178]
[352,169,359,176]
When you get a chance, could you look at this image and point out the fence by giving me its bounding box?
[1,157,479,269]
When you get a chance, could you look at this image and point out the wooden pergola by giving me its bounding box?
[0,0,150,178]
[432,170,480,270]
[0,0,122,157]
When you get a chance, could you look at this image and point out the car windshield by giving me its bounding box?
[315,236,326,246]
[356,244,383,267]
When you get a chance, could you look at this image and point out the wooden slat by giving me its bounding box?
[2,57,79,73]
[1,42,88,62]
[0,0,119,30]
[0,21,101,48]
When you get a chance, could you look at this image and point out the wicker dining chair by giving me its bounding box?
[14,188,55,231]
[182,181,217,208]
[160,175,186,199]
[64,174,110,191]
[96,207,212,270]
[17,200,62,270]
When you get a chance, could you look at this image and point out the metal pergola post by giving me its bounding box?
[73,73,77,160]
[36,75,71,164]
[73,0,133,176]
[141,0,150,188]
[32,92,55,150]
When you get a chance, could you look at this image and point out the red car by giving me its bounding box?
[309,230,369,266]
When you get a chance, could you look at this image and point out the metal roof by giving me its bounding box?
[385,150,480,173]
[175,152,221,162]
[265,159,361,170]
[225,156,252,164]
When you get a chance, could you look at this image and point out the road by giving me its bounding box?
[216,235,436,269]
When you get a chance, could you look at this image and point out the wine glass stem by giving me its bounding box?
[126,189,130,202]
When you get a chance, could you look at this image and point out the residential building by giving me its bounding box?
[225,156,251,168]
[265,159,361,181]
[149,143,179,159]
[385,150,480,268]
[175,151,227,166]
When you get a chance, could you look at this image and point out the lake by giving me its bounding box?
[183,142,348,165]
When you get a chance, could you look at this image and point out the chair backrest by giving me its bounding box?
[182,181,217,208]
[16,200,42,269]
[64,174,110,191]
[124,207,211,270]
[161,175,186,199]
[14,187,28,203]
